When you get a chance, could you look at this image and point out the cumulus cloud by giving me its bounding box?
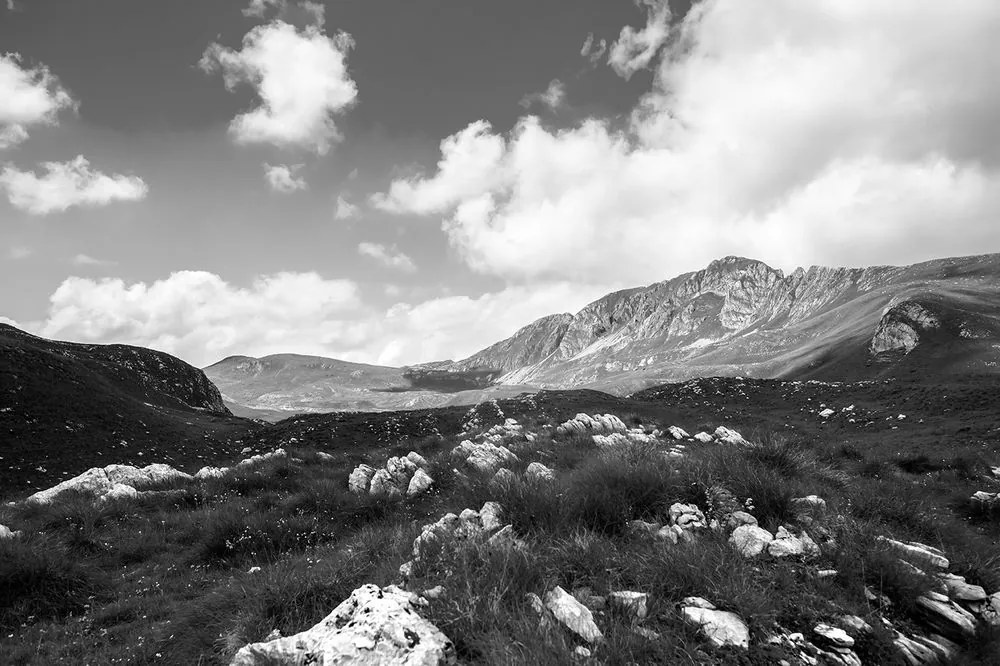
[357,242,417,273]
[375,0,1000,285]
[334,195,359,220]
[200,19,357,154]
[519,79,565,111]
[0,53,76,149]
[608,0,672,79]
[242,0,285,19]
[580,33,607,65]
[0,156,148,214]
[264,163,307,193]
[33,271,607,367]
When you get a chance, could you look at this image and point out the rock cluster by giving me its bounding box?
[194,448,289,481]
[26,463,193,505]
[556,413,627,437]
[451,439,519,476]
[399,502,520,579]
[348,451,434,500]
[230,584,456,665]
[628,502,708,544]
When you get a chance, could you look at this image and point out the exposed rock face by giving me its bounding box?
[440,254,1000,387]
[870,300,940,355]
[230,584,456,665]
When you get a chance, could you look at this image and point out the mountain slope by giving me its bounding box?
[0,324,251,492]
[449,253,1000,391]
[203,354,525,418]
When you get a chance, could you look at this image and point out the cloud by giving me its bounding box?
[0,53,76,149]
[264,163,307,193]
[519,79,565,112]
[375,0,1000,285]
[608,0,672,79]
[371,120,506,215]
[199,18,357,154]
[242,0,285,19]
[0,156,148,214]
[8,246,30,260]
[580,33,607,65]
[72,253,116,267]
[357,242,417,273]
[334,195,359,220]
[33,271,608,367]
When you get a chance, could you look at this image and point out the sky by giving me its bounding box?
[2,0,999,368]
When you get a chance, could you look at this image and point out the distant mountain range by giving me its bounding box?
[204,253,1000,416]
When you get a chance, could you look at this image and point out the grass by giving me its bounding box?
[2,405,999,665]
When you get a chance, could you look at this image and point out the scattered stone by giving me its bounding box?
[0,524,21,539]
[229,584,456,665]
[609,591,648,620]
[819,408,835,418]
[714,426,748,446]
[693,432,714,443]
[730,525,774,558]
[572,646,592,659]
[451,440,519,475]
[668,503,707,534]
[814,623,854,648]
[680,597,749,649]
[348,464,377,494]
[526,462,556,481]
[592,433,631,448]
[351,453,434,500]
[768,527,808,558]
[544,586,604,644]
[790,495,827,522]
[489,467,516,489]
[422,586,446,600]
[235,449,287,470]
[479,501,504,532]
[667,426,690,440]
[837,615,871,634]
[816,569,839,579]
[725,511,758,530]
[194,466,228,480]
[878,537,949,569]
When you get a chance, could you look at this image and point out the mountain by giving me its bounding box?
[203,353,529,419]
[0,324,251,492]
[447,253,1000,391]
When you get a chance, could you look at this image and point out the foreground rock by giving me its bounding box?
[544,586,604,644]
[26,463,193,504]
[680,597,749,649]
[230,584,456,665]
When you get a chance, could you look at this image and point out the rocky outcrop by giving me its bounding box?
[451,440,518,476]
[400,502,518,579]
[449,313,574,372]
[26,463,193,505]
[230,584,456,665]
[870,300,940,355]
[348,452,434,500]
[556,413,627,437]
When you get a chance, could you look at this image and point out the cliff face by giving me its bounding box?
[450,254,1000,387]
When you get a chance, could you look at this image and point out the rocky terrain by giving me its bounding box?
[447,253,1000,391]
[2,366,1000,664]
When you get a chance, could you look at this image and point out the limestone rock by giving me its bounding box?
[0,524,21,539]
[557,413,627,437]
[680,598,749,649]
[26,463,193,505]
[813,623,854,648]
[195,466,228,480]
[878,537,949,569]
[667,426,690,440]
[348,464,377,494]
[609,591,648,620]
[725,511,758,530]
[451,440,518,475]
[668,503,707,531]
[479,502,504,532]
[526,462,555,481]
[937,573,986,602]
[544,586,604,644]
[714,426,748,446]
[730,525,773,558]
[369,469,402,500]
[489,467,516,489]
[916,595,977,640]
[407,468,434,497]
[230,584,456,665]
[693,432,714,443]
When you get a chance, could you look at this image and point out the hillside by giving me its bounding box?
[448,253,1000,391]
[204,353,527,420]
[0,324,254,493]
[3,374,1000,664]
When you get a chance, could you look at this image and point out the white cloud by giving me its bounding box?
[33,271,608,367]
[372,120,506,215]
[0,53,76,149]
[334,195,359,220]
[200,19,357,154]
[375,0,1000,285]
[519,79,565,111]
[580,33,607,65]
[72,253,116,267]
[264,163,307,193]
[0,156,148,215]
[608,0,672,79]
[357,242,417,273]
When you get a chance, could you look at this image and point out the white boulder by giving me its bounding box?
[544,586,604,644]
